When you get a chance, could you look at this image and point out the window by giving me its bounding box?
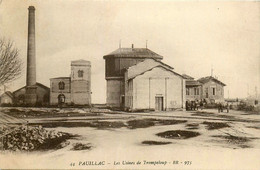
[78,70,84,77]
[59,81,65,90]
[194,88,200,95]
[212,87,216,95]
[186,88,190,95]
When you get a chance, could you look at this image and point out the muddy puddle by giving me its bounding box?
[142,141,172,145]
[202,121,230,130]
[156,130,200,139]
[185,123,199,130]
[192,111,235,119]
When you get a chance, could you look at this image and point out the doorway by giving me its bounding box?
[155,96,164,111]
[58,94,65,104]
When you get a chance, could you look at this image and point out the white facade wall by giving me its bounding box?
[127,67,185,110]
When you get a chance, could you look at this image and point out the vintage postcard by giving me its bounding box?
[0,0,259,169]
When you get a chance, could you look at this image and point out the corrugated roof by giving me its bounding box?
[103,48,163,59]
[182,74,194,80]
[186,80,202,87]
[198,76,226,86]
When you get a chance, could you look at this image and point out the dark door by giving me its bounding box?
[155,96,163,111]
[58,94,65,104]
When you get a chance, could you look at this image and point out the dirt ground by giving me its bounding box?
[0,108,260,169]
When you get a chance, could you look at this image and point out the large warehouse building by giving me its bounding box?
[104,45,186,111]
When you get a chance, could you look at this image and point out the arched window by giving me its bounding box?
[59,81,65,90]
[78,70,84,77]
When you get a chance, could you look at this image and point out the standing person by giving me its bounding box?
[186,100,189,111]
[226,102,229,113]
[218,102,221,113]
[195,100,199,110]
[200,99,203,110]
[190,101,194,111]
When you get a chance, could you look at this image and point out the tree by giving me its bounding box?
[0,38,22,85]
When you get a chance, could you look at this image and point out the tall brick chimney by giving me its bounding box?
[26,6,36,86]
[25,6,37,105]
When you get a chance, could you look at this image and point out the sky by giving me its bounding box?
[0,0,259,103]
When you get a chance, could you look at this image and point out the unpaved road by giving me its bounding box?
[0,108,260,169]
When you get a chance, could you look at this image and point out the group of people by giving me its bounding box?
[185,99,230,113]
[185,99,205,111]
[217,102,230,113]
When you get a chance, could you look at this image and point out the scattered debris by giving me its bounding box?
[142,141,172,145]
[1,125,74,151]
[156,130,200,139]
[71,143,92,151]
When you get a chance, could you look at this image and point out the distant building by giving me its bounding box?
[0,91,14,105]
[104,45,185,110]
[183,74,202,102]
[198,76,226,103]
[50,60,91,106]
[13,83,50,105]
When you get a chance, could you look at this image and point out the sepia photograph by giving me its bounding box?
[0,0,259,169]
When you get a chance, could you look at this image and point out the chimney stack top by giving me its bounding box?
[28,6,35,10]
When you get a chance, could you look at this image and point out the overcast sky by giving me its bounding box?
[0,0,259,103]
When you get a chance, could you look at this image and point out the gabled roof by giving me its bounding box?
[0,91,14,99]
[198,76,226,86]
[36,82,50,90]
[13,82,50,94]
[126,59,173,80]
[182,74,194,80]
[127,64,185,81]
[103,48,163,60]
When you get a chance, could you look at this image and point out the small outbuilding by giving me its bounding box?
[0,91,14,105]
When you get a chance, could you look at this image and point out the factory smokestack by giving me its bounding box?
[26,6,36,86]
[25,6,37,105]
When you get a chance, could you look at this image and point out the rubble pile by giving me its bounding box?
[1,125,69,151]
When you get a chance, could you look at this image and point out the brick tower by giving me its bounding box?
[25,6,37,105]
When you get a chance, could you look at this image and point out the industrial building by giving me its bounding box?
[104,45,186,111]
[12,6,50,106]
[50,60,91,106]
